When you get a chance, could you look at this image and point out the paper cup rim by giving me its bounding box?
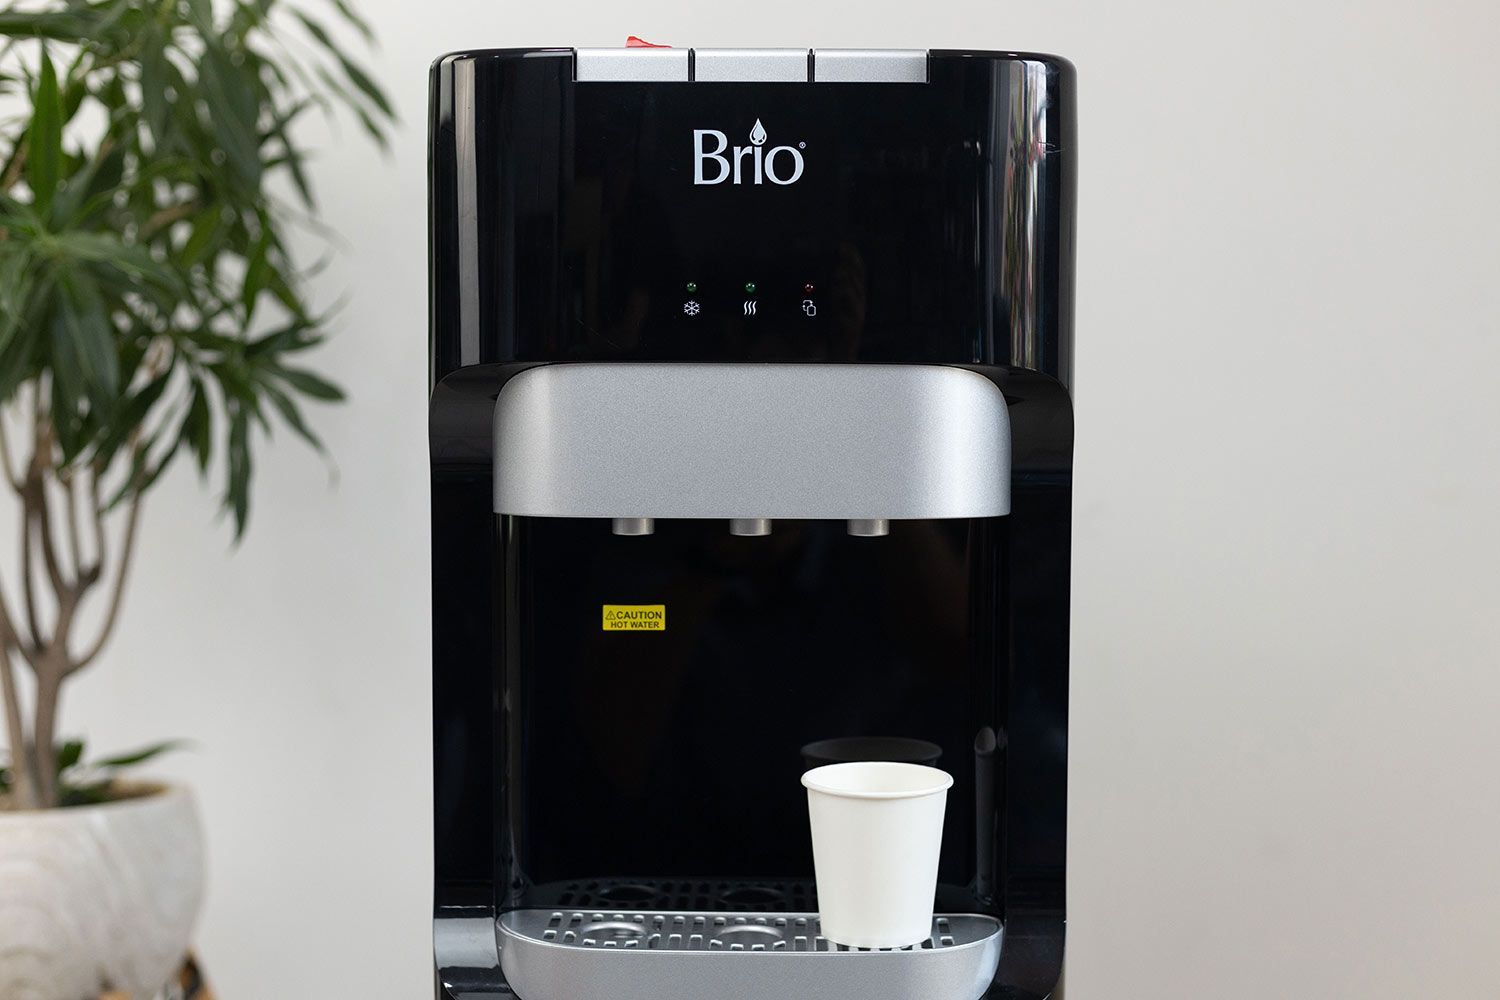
[801,761,954,799]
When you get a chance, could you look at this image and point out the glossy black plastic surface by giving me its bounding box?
[431,48,1074,1000]
[430,48,1074,381]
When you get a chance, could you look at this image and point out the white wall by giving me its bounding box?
[17,0,1500,997]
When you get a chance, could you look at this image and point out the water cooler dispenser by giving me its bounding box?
[430,45,1075,1000]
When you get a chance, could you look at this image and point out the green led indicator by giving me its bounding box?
[744,281,757,295]
[685,281,698,294]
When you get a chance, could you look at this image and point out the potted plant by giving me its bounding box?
[0,1,392,995]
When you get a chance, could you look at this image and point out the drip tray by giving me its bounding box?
[498,909,1003,1000]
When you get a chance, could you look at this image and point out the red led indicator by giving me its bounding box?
[803,283,815,295]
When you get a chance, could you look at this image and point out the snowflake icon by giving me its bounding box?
[683,299,701,316]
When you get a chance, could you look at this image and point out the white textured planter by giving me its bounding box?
[0,784,204,1000]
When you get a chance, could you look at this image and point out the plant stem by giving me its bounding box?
[20,502,41,647]
[16,393,77,810]
[88,462,107,575]
[75,490,143,670]
[26,416,71,600]
[0,640,37,810]
[62,472,85,581]
[31,656,62,808]
[141,199,201,241]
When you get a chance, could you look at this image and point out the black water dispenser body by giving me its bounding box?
[430,47,1075,1000]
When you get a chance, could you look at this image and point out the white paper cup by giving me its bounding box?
[802,760,953,949]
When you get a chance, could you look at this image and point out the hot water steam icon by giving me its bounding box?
[736,124,768,320]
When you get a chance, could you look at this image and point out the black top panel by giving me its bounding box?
[429,49,1075,383]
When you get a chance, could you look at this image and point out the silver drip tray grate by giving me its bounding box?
[545,877,815,913]
[519,909,985,951]
[498,909,1003,1000]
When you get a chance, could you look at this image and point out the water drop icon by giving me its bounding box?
[749,119,767,146]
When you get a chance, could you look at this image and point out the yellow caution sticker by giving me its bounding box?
[602,604,666,632]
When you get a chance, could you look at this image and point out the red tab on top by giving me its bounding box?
[625,36,670,48]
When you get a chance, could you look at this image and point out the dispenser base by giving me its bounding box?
[497,908,1002,1000]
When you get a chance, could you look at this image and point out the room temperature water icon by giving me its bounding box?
[743,300,758,316]
[683,299,701,316]
[801,299,817,317]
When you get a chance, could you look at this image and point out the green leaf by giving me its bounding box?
[264,98,316,209]
[59,782,113,807]
[322,0,375,43]
[180,209,222,267]
[48,273,108,460]
[60,49,88,121]
[240,227,271,322]
[139,35,171,145]
[52,270,120,408]
[26,49,63,215]
[0,262,50,406]
[93,370,172,468]
[47,233,177,288]
[262,381,323,453]
[92,739,187,770]
[314,65,389,151]
[0,11,96,42]
[106,425,183,510]
[246,319,319,358]
[291,11,338,53]
[350,103,390,152]
[196,42,263,188]
[49,235,183,305]
[273,365,343,402]
[0,247,35,355]
[50,141,126,229]
[183,0,215,33]
[56,739,84,772]
[290,13,393,129]
[265,269,311,320]
[335,54,395,121]
[226,405,252,537]
[184,378,212,474]
[0,0,382,540]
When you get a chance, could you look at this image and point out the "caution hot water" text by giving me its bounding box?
[601,604,666,632]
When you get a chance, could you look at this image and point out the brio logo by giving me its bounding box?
[693,118,805,186]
